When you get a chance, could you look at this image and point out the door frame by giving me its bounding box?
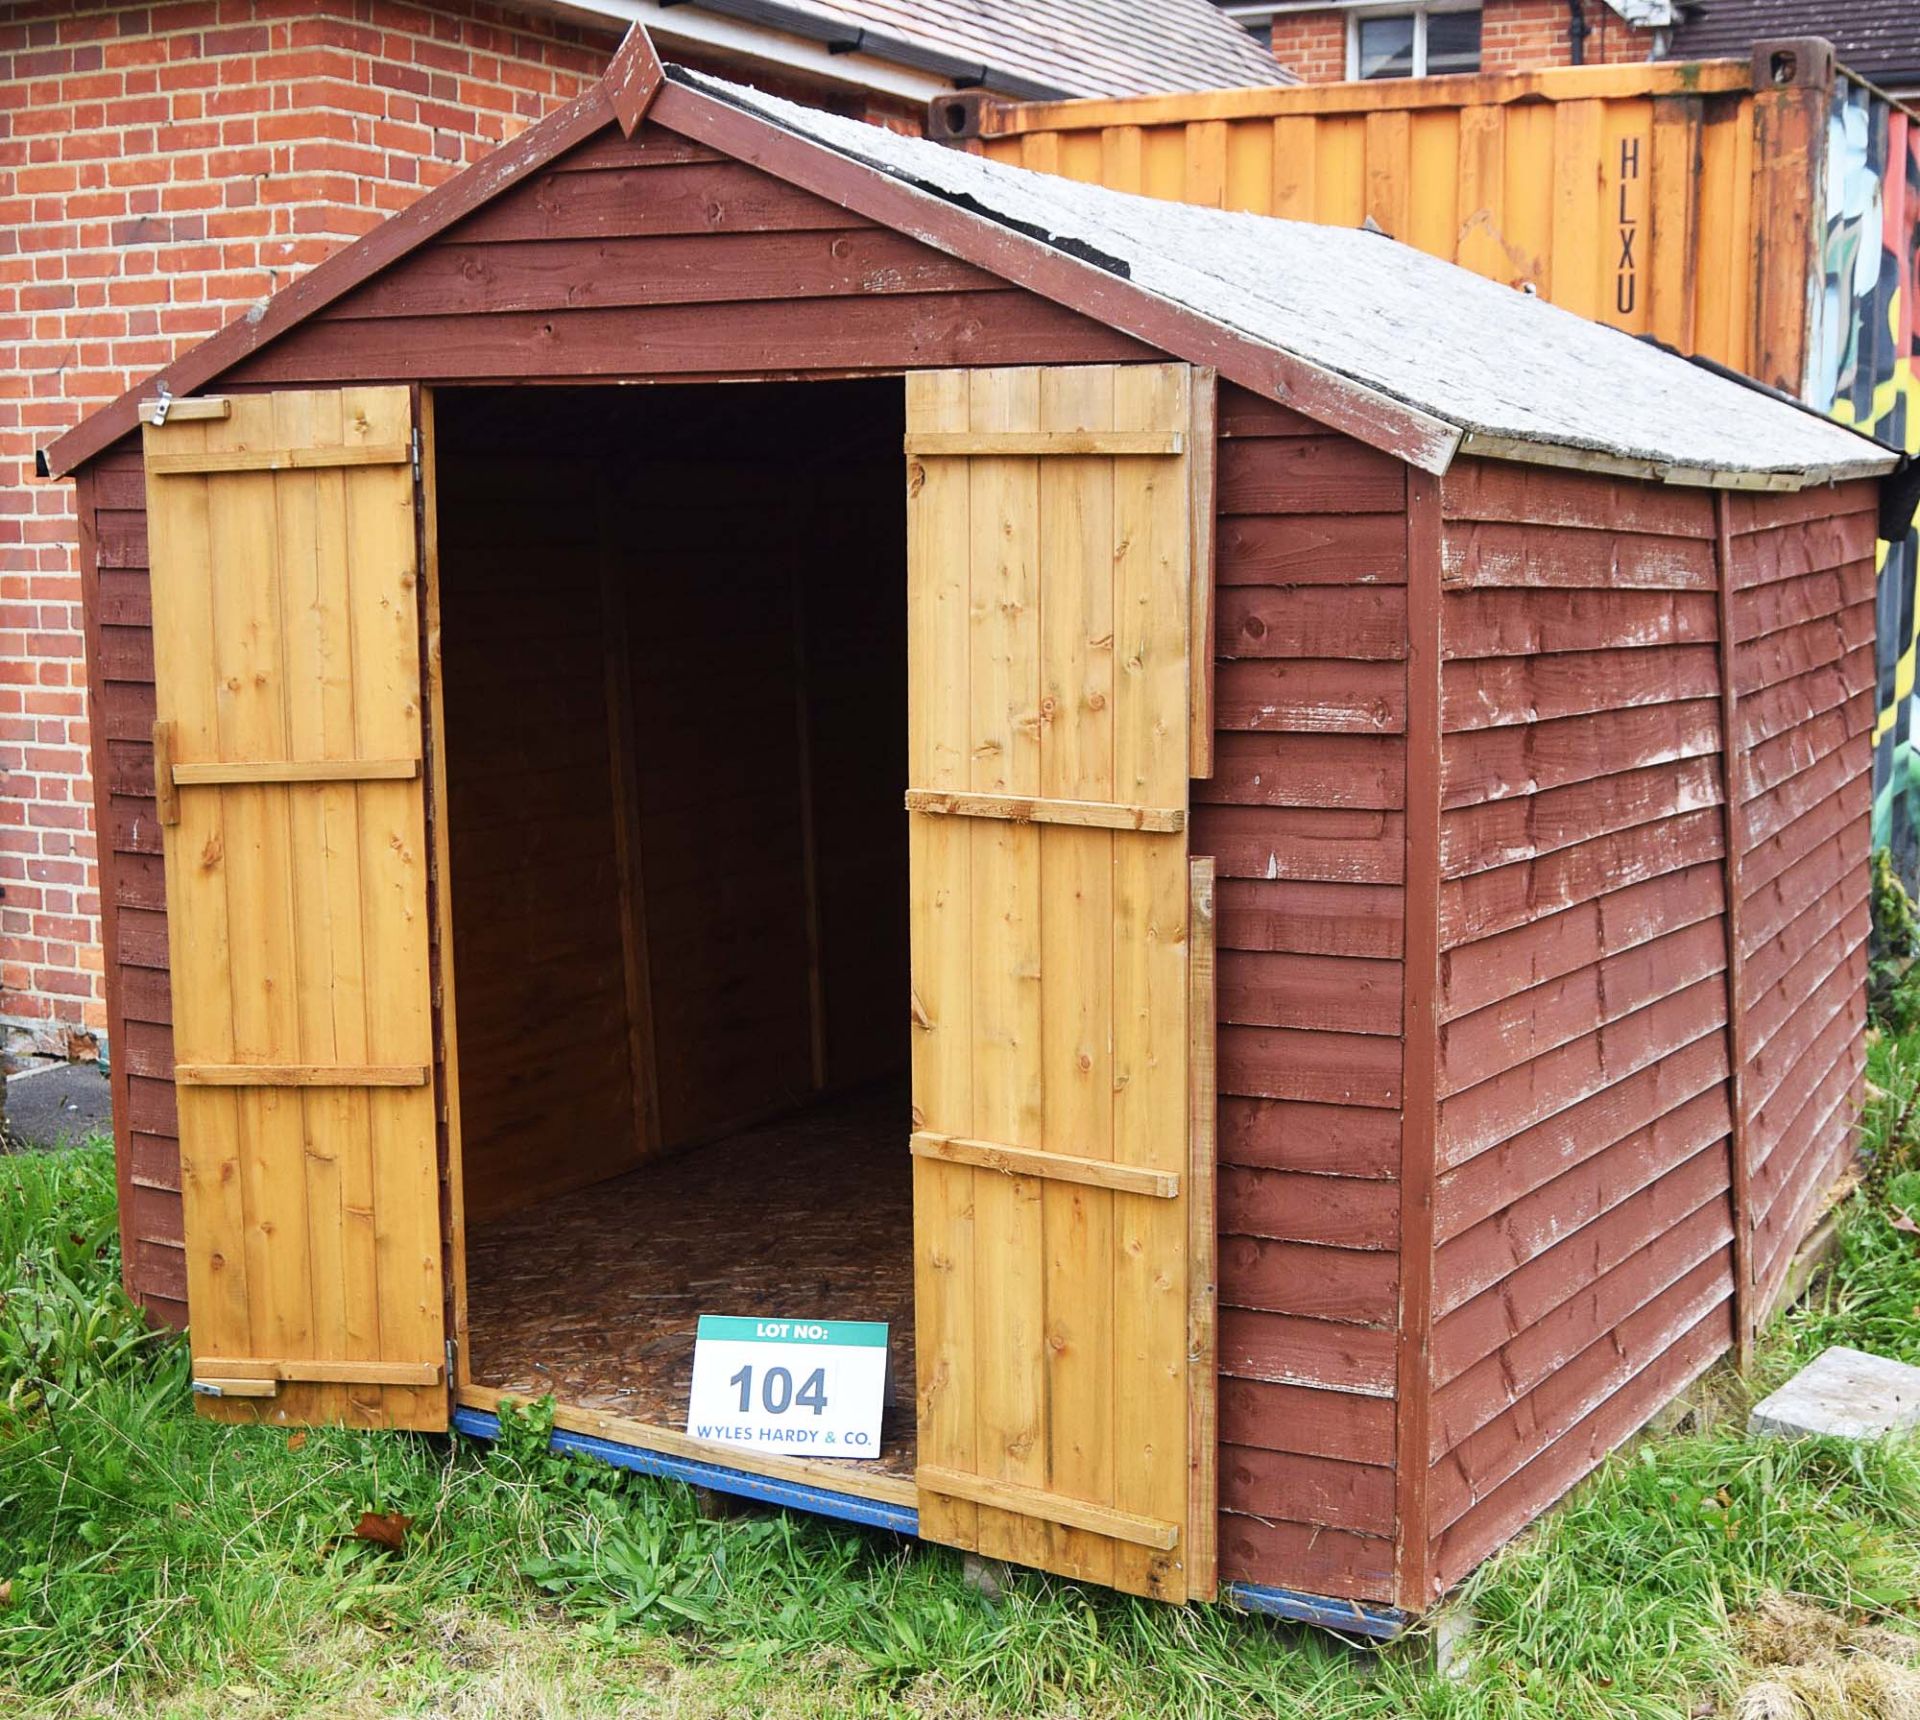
[419,375,919,1516]
[417,371,1218,1567]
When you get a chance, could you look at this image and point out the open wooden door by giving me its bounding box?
[906,363,1215,1601]
[143,387,448,1429]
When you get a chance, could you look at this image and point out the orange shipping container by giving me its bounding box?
[948,45,1830,402]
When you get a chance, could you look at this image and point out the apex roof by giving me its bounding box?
[44,27,1899,491]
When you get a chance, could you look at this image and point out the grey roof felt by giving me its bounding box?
[683,66,1899,482]
[810,0,1292,95]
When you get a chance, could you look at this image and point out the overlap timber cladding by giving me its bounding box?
[1204,385,1406,1604]
[1732,483,1878,1316]
[1421,461,1876,1595]
[77,444,183,1324]
[1424,461,1737,1593]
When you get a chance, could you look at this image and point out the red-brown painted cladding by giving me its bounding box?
[1414,461,1876,1599]
[1422,460,1738,1595]
[1202,382,1406,1604]
[78,445,184,1326]
[1726,486,1877,1315]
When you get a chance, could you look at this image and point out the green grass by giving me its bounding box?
[4,1088,1920,1719]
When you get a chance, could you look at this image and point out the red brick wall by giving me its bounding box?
[1267,13,1346,82]
[0,0,615,1058]
[1482,0,1653,72]
[1266,0,1657,83]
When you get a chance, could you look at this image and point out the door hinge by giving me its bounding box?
[191,1376,276,1400]
[411,425,423,485]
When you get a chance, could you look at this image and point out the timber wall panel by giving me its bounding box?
[1729,484,1877,1315]
[625,463,814,1146]
[1424,458,1738,1594]
[81,450,187,1329]
[440,455,638,1224]
[617,423,908,1147]
[1201,383,1407,1602]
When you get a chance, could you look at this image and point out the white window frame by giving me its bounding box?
[1344,2,1482,79]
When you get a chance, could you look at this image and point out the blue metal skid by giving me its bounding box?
[451,1405,1410,1639]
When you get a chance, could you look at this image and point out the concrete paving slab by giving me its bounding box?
[1748,1346,1920,1442]
[3,1061,112,1150]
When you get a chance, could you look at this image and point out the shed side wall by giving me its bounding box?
[1425,459,1739,1596]
[81,446,183,1327]
[1729,483,1878,1314]
[1203,384,1408,1604]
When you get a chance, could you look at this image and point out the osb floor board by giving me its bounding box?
[465,1086,918,1479]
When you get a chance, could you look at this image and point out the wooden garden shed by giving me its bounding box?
[42,28,1907,1632]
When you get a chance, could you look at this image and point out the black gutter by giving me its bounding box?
[655,0,1075,100]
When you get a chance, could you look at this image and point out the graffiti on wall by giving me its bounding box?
[1815,81,1920,881]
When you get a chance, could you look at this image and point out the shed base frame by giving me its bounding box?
[448,1405,1411,1637]
[451,1404,916,1533]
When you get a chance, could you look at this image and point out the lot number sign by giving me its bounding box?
[685,1316,889,1459]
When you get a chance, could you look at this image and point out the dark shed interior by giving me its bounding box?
[434,382,914,1461]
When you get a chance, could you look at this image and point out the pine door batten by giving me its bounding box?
[143,386,447,1430]
[906,362,1214,1602]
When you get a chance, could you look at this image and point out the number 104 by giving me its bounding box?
[729,1363,828,1416]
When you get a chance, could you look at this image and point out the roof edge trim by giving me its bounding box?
[1454,429,1900,492]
